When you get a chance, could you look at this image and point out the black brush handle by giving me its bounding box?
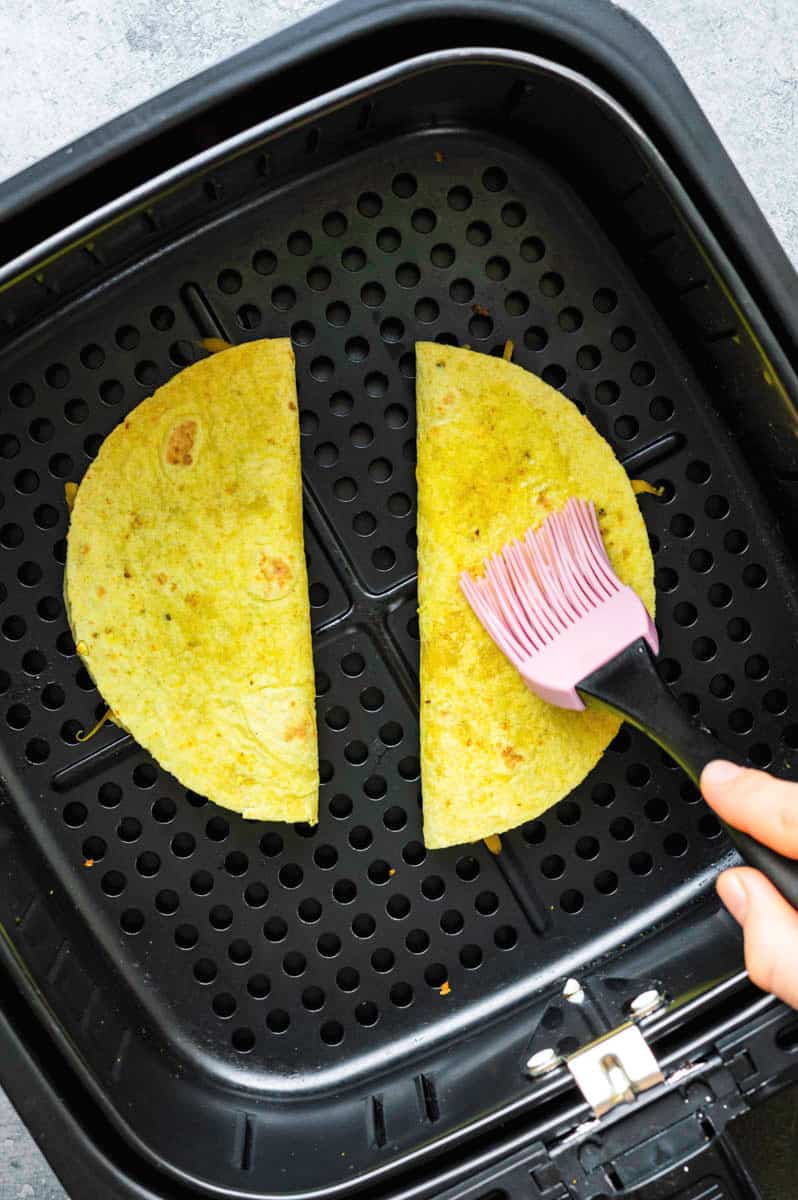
[577,638,798,910]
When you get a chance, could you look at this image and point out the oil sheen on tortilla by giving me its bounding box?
[416,343,655,849]
[66,339,318,823]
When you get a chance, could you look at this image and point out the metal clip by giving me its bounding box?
[566,1021,664,1117]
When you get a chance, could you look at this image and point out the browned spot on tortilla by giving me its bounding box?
[285,717,311,741]
[185,592,199,608]
[502,745,523,767]
[166,420,197,466]
[123,568,132,579]
[156,572,167,585]
[97,586,106,597]
[288,401,297,411]
[259,553,293,595]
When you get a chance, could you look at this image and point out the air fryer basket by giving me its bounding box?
[1,43,798,1200]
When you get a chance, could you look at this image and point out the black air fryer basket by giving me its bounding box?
[1,3,798,1198]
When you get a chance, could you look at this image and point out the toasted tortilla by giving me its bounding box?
[416,343,654,849]
[66,339,318,823]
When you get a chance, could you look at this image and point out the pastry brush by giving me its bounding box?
[460,497,798,907]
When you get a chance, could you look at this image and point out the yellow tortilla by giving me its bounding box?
[416,343,654,849]
[66,339,318,823]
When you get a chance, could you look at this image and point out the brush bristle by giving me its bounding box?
[460,499,621,672]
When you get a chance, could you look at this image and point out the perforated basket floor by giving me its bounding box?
[1,124,797,1194]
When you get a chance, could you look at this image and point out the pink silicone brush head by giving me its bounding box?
[460,498,658,711]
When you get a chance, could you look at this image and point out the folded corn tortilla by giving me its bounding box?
[415,343,654,848]
[66,339,318,823]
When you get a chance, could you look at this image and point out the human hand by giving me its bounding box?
[701,760,798,1008]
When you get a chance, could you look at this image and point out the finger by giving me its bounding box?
[701,760,798,858]
[717,866,798,1008]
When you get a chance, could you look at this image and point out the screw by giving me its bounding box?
[630,989,664,1019]
[563,977,585,1004]
[526,1047,563,1077]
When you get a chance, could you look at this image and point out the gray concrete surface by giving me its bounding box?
[0,1,795,1196]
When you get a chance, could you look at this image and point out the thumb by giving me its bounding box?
[717,866,798,1008]
[701,760,798,857]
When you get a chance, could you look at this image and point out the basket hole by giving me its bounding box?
[494,924,518,947]
[402,840,426,866]
[368,860,391,885]
[206,816,229,841]
[245,882,269,908]
[650,395,674,421]
[539,272,564,298]
[329,793,354,819]
[349,826,373,851]
[279,862,303,889]
[424,963,447,988]
[521,236,545,262]
[727,618,751,644]
[136,850,159,876]
[520,822,545,846]
[264,916,288,943]
[156,890,180,916]
[266,1009,290,1034]
[474,891,498,915]
[404,926,429,954]
[421,874,445,900]
[120,908,144,935]
[455,855,480,881]
[408,209,437,239]
[333,879,357,904]
[387,893,410,919]
[323,209,348,235]
[314,844,338,870]
[175,924,199,950]
[118,817,142,842]
[501,202,525,227]
[371,948,395,973]
[101,870,126,897]
[594,870,618,895]
[151,796,176,825]
[559,892,585,916]
[318,932,342,957]
[542,364,566,389]
[610,817,634,841]
[194,959,217,984]
[337,966,360,991]
[298,897,322,923]
[282,950,306,976]
[171,832,196,858]
[541,854,565,879]
[190,870,214,896]
[664,832,688,857]
[61,801,85,830]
